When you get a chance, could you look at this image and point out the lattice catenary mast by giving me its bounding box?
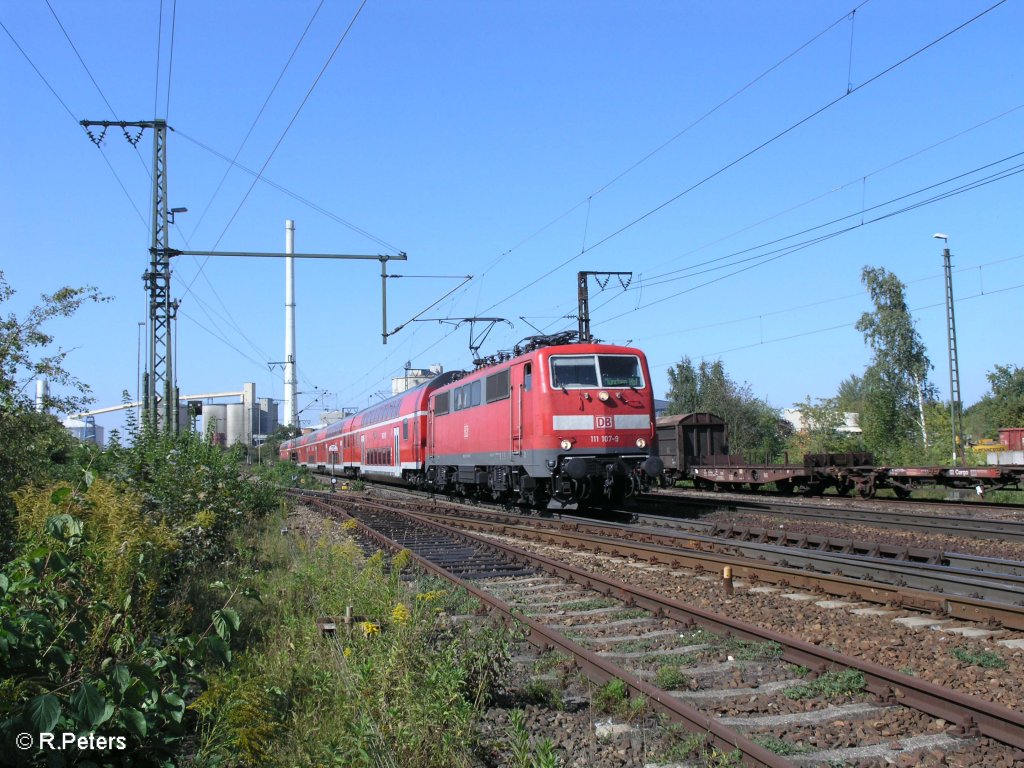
[82,120,406,434]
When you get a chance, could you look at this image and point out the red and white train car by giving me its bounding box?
[281,339,664,508]
[281,370,460,482]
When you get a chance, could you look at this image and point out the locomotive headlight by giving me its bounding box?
[598,390,610,402]
[635,438,647,448]
[560,438,573,451]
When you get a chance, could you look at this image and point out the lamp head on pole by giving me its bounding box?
[933,233,948,243]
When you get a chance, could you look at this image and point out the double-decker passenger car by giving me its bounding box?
[281,335,663,508]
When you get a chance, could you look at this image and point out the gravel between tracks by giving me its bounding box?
[296,493,1024,766]
[485,531,1024,711]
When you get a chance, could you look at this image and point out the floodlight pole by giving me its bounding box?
[942,244,964,466]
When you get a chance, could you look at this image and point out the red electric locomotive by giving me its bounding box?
[281,335,664,508]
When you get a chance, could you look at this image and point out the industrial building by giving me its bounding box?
[200,383,279,448]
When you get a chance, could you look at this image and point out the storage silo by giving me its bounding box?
[225,402,245,446]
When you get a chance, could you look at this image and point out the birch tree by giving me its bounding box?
[854,267,935,462]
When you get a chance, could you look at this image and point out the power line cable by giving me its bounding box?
[177,308,271,372]
[44,0,120,118]
[0,18,149,231]
[169,2,331,374]
[207,0,369,252]
[182,0,327,245]
[584,156,1024,329]
[174,1,369,383]
[638,102,1024,280]
[471,1,873,283]
[164,0,178,120]
[176,129,399,250]
[688,280,1024,364]
[476,0,1009,319]
[639,150,1024,288]
[638,253,1024,344]
[175,0,374,368]
[527,153,1024,343]
[153,0,164,120]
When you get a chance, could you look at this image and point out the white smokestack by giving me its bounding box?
[284,220,298,427]
[35,378,48,412]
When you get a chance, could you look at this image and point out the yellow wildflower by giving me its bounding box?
[341,519,359,531]
[343,647,352,658]
[416,589,447,603]
[392,549,411,570]
[359,621,380,637]
[391,603,411,625]
[194,510,216,529]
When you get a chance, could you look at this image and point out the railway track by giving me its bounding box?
[432,508,1024,631]
[639,492,1024,543]
[313,487,1024,627]
[291,490,1024,767]
[664,486,1024,514]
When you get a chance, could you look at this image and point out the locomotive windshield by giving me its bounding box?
[550,354,644,389]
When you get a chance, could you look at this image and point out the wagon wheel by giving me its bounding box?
[835,480,853,497]
[893,487,911,500]
[857,479,876,499]
[775,479,794,495]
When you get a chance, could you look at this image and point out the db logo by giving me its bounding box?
[596,416,613,428]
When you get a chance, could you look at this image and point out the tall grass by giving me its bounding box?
[190,514,512,767]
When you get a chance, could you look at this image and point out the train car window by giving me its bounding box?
[598,355,644,388]
[550,356,599,388]
[402,419,409,439]
[434,392,450,416]
[524,363,532,391]
[485,369,510,402]
[469,380,481,407]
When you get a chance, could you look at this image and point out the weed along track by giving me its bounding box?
[294,491,1024,767]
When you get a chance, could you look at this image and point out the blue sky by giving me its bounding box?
[2,0,1021,434]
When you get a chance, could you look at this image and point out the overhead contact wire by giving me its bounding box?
[478,0,1008,318]
[208,0,369,252]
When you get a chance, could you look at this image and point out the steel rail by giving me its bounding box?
[297,493,789,767]
[651,494,1024,542]
[419,508,1024,628]
[396,508,1024,753]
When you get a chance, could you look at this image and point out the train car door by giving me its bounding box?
[393,427,400,473]
[510,361,532,456]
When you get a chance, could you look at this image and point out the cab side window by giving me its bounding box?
[524,363,532,392]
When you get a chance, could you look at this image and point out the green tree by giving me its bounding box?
[665,357,700,414]
[854,267,935,463]
[964,364,1024,438]
[836,374,866,414]
[255,423,302,465]
[665,357,787,460]
[786,395,864,457]
[0,272,108,547]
